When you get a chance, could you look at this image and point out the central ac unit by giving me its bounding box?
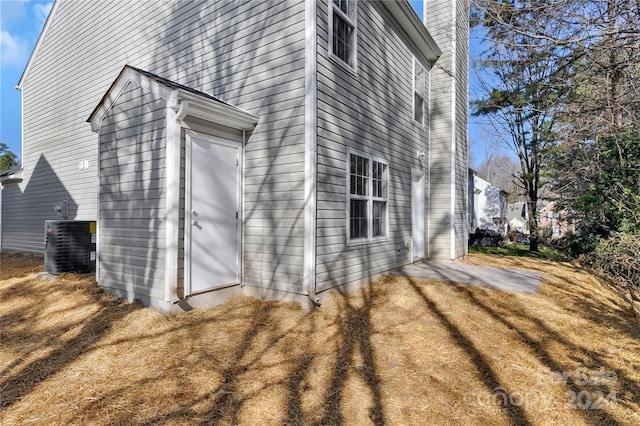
[44,220,96,274]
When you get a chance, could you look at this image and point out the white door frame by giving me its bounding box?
[184,130,243,296]
[411,169,426,261]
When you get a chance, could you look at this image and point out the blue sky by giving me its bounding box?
[0,0,492,167]
[1,0,52,159]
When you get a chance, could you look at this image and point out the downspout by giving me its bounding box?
[304,0,320,306]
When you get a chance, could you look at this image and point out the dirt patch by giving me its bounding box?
[1,252,639,425]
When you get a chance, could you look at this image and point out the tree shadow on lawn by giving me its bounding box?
[459,284,638,424]
[400,254,640,425]
[3,256,639,425]
[127,284,385,426]
[0,273,142,411]
[403,277,533,426]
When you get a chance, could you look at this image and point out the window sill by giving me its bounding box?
[346,236,389,247]
[329,53,358,77]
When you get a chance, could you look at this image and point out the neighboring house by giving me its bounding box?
[538,201,572,238]
[507,202,529,235]
[0,162,24,248]
[468,170,508,234]
[1,0,469,313]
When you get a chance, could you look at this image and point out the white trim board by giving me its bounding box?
[304,0,318,304]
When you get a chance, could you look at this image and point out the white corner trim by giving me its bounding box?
[20,89,25,163]
[304,0,318,304]
[164,104,181,303]
[450,0,458,260]
[427,58,432,260]
[95,127,101,284]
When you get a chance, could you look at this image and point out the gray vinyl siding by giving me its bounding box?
[16,0,306,293]
[98,85,167,304]
[454,0,470,257]
[0,184,44,252]
[425,0,468,260]
[315,0,430,292]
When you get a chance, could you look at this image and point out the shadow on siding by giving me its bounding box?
[1,155,77,252]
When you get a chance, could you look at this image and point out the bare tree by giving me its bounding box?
[472,0,640,250]
[475,152,521,201]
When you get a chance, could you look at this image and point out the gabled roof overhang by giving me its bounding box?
[16,1,60,90]
[384,1,442,64]
[0,162,23,185]
[87,65,259,132]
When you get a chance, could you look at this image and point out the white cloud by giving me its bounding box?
[33,2,53,25]
[0,1,28,29]
[0,30,29,68]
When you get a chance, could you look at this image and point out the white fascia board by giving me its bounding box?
[16,0,60,90]
[384,1,442,64]
[88,67,175,132]
[175,91,259,131]
[0,170,24,185]
[89,66,259,132]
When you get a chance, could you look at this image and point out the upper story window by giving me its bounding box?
[330,0,357,70]
[414,58,427,125]
[347,150,388,242]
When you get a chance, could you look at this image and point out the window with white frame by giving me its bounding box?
[330,0,357,69]
[414,58,426,125]
[347,151,388,242]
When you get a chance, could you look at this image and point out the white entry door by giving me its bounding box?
[411,170,425,260]
[185,132,241,295]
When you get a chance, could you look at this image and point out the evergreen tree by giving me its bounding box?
[0,143,17,173]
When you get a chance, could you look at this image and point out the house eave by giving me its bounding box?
[88,65,259,132]
[0,169,24,185]
[384,1,442,63]
[16,0,60,91]
[176,90,259,131]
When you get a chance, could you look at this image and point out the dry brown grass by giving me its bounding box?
[1,252,639,425]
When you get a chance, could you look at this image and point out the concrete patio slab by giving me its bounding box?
[392,261,544,293]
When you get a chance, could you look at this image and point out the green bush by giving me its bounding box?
[586,232,640,288]
[564,229,602,258]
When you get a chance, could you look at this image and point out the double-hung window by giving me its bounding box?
[413,58,426,125]
[330,0,357,69]
[347,150,388,242]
